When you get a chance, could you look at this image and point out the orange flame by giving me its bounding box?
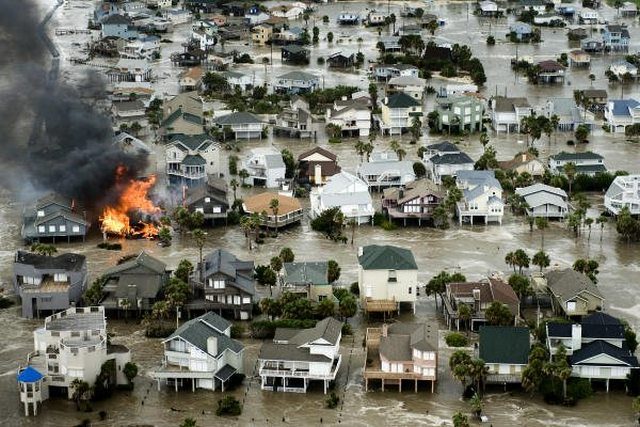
[100,166,161,238]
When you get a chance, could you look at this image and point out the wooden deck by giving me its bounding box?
[363,298,398,313]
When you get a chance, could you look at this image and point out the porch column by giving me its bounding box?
[382,378,385,392]
[415,379,418,393]
[323,380,327,394]
[192,378,195,392]
[175,378,178,392]
[222,380,225,393]
[606,378,610,392]
[431,380,435,393]
[399,379,402,393]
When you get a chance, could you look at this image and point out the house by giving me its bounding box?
[515,183,569,219]
[243,193,303,228]
[602,25,630,52]
[387,76,426,100]
[325,97,371,137]
[184,176,229,224]
[605,98,640,133]
[366,11,387,26]
[245,11,270,25]
[358,245,418,314]
[621,1,638,16]
[533,13,564,26]
[21,193,90,243]
[569,49,590,68]
[165,133,220,187]
[604,175,640,215]
[188,250,256,320]
[456,170,504,225]
[274,71,319,95]
[497,152,546,177]
[378,92,423,136]
[490,96,533,133]
[165,8,192,25]
[113,132,152,159]
[536,60,565,84]
[23,306,130,403]
[434,96,484,133]
[243,147,286,187]
[215,111,263,140]
[251,23,273,45]
[310,171,375,225]
[147,0,173,8]
[13,251,87,319]
[580,89,608,111]
[171,48,207,67]
[479,326,530,385]
[364,322,438,392]
[272,27,304,45]
[540,97,587,131]
[107,58,152,83]
[357,152,416,190]
[548,152,607,176]
[100,251,169,314]
[422,141,474,184]
[610,60,638,81]
[111,99,147,129]
[280,45,310,65]
[191,27,217,51]
[120,35,161,60]
[274,97,314,138]
[545,268,605,317]
[269,3,305,20]
[378,36,402,53]
[162,91,204,136]
[443,277,520,331]
[258,317,343,394]
[110,82,154,101]
[327,52,355,69]
[179,67,203,92]
[546,312,639,391]
[373,64,419,81]
[338,12,359,25]
[478,0,499,16]
[382,179,444,226]
[581,38,604,53]
[153,312,244,391]
[520,0,547,13]
[297,146,340,185]
[102,14,138,39]
[509,22,533,42]
[222,70,252,92]
[281,262,334,302]
[578,8,600,24]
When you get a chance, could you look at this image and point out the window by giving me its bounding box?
[204,197,211,203]
[59,225,66,233]
[48,225,56,233]
[408,286,412,294]
[37,210,45,217]
[242,297,251,304]
[54,273,68,282]
[213,280,225,289]
[424,352,435,361]
[388,270,397,282]
[212,206,222,213]
[234,296,241,305]
[422,367,435,377]
[413,349,421,359]
[38,226,45,233]
[72,225,80,233]
[566,301,577,312]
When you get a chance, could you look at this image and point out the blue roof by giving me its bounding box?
[611,99,640,117]
[17,366,44,383]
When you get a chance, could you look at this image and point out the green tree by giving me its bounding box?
[616,206,639,242]
[281,149,296,179]
[70,379,92,411]
[458,302,472,333]
[327,31,334,43]
[315,298,336,318]
[191,229,206,282]
[535,217,549,250]
[485,302,513,326]
[180,418,197,427]
[563,162,577,196]
[513,249,530,274]
[452,412,470,427]
[260,298,282,320]
[84,277,105,305]
[123,362,138,386]
[508,274,532,305]
[410,115,422,141]
[327,260,341,283]
[521,344,549,394]
[574,125,589,143]
[164,277,190,310]
[426,271,466,310]
[413,161,426,178]
[596,215,608,241]
[30,243,57,256]
[238,169,250,186]
[279,247,295,263]
[175,259,194,284]
[573,258,599,283]
[338,295,357,320]
[469,392,483,417]
[269,198,280,234]
[432,205,450,230]
[449,350,472,391]
[532,250,550,272]
[270,256,283,273]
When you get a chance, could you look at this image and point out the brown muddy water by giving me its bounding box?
[1,0,640,425]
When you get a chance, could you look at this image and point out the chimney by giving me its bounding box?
[314,164,322,185]
[521,153,527,162]
[358,246,364,257]
[207,336,218,355]
[571,324,582,352]
[382,324,388,337]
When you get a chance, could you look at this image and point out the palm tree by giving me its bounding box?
[550,114,560,144]
[479,132,489,149]
[468,359,489,394]
[563,162,577,197]
[230,179,238,202]
[585,217,594,242]
[70,379,91,411]
[347,219,357,245]
[458,303,472,334]
[596,215,608,241]
[239,169,250,186]
[269,198,280,235]
[505,251,516,273]
[532,250,550,272]
[469,392,483,418]
[535,217,549,250]
[191,229,206,281]
[240,216,253,250]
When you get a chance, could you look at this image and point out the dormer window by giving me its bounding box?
[388,270,397,282]
[37,210,45,217]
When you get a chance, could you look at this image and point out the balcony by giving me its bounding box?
[259,355,341,380]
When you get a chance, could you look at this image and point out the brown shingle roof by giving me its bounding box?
[493,96,531,112]
[243,192,301,215]
[448,278,519,315]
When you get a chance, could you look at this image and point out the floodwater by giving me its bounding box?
[1,0,640,425]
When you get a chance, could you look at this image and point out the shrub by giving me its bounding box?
[349,282,360,296]
[231,324,245,339]
[342,323,353,335]
[325,392,340,409]
[317,56,325,65]
[250,319,317,339]
[445,332,468,347]
[145,323,175,338]
[567,378,593,400]
[380,220,397,231]
[97,242,122,250]
[216,395,242,416]
[0,296,14,309]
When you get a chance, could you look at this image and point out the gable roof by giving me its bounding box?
[102,251,166,276]
[545,268,604,302]
[610,99,640,117]
[359,245,418,270]
[215,111,262,125]
[383,179,444,204]
[426,141,460,153]
[103,14,131,25]
[550,151,604,161]
[17,366,44,383]
[448,278,520,314]
[298,146,337,162]
[493,96,531,112]
[384,91,421,108]
[202,249,255,295]
[278,70,318,81]
[14,251,86,271]
[380,322,437,361]
[430,152,474,165]
[165,312,243,355]
[571,340,639,367]
[515,183,567,200]
[167,133,214,151]
[283,262,329,286]
[498,152,543,171]
[479,326,530,364]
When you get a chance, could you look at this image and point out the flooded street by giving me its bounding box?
[1,0,640,425]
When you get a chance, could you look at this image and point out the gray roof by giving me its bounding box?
[493,96,531,113]
[283,262,329,286]
[426,141,460,153]
[15,251,86,271]
[384,91,421,108]
[515,184,568,209]
[359,245,418,270]
[479,326,530,365]
[278,70,318,81]
[358,160,415,177]
[102,251,166,276]
[167,133,214,151]
[46,309,106,332]
[216,111,262,125]
[259,342,332,362]
[380,322,437,361]
[321,192,372,208]
[202,249,255,295]
[287,317,343,346]
[182,154,206,166]
[550,151,604,161]
[545,268,604,303]
[457,170,502,189]
[264,154,285,169]
[166,312,243,356]
[430,152,474,165]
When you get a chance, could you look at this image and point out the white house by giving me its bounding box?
[604,98,640,133]
[191,27,217,51]
[515,183,569,219]
[546,312,639,392]
[26,307,131,401]
[479,0,499,15]
[258,317,343,394]
[358,245,418,314]
[310,171,374,224]
[153,312,244,392]
[325,98,371,137]
[609,60,638,79]
[579,8,600,24]
[223,70,253,92]
[274,71,320,95]
[357,152,416,189]
[387,76,427,100]
[373,64,419,80]
[378,92,423,136]
[120,35,160,60]
[604,174,640,215]
[165,134,221,187]
[269,3,305,20]
[215,111,263,140]
[422,141,474,184]
[244,147,286,188]
[479,326,530,385]
[548,151,606,176]
[490,96,533,133]
[456,170,504,225]
[165,8,192,25]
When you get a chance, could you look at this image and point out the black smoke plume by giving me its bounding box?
[0,0,147,210]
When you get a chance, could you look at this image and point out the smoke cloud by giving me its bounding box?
[0,0,147,210]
